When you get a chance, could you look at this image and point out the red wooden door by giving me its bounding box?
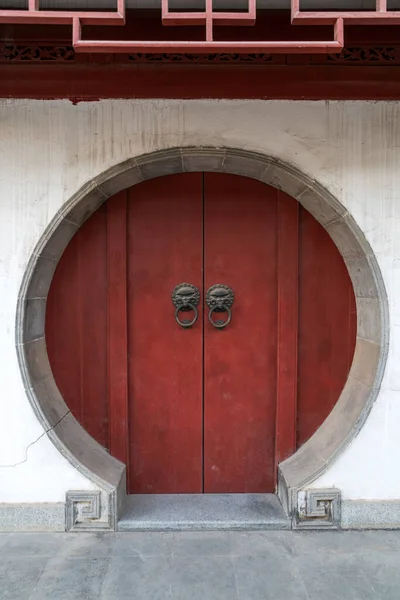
[46,172,356,495]
[127,174,203,493]
[203,174,279,493]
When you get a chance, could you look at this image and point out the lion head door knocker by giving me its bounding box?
[172,283,201,328]
[206,284,235,329]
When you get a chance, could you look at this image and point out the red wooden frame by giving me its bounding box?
[0,0,125,25]
[1,0,399,54]
[292,0,400,26]
[72,15,343,54]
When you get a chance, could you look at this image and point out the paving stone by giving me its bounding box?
[172,531,232,556]
[100,555,172,600]
[295,553,381,600]
[0,555,50,600]
[59,532,116,558]
[234,553,308,600]
[1,531,400,600]
[230,530,297,557]
[171,555,238,600]
[360,529,400,552]
[356,550,400,599]
[113,532,174,557]
[30,557,110,600]
[1,532,62,556]
[287,530,398,558]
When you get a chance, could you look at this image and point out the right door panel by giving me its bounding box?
[203,173,279,493]
[296,207,357,447]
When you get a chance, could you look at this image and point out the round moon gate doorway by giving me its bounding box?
[46,172,356,494]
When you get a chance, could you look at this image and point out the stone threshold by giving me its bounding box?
[118,493,290,532]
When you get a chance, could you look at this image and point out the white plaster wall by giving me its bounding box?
[0,98,399,502]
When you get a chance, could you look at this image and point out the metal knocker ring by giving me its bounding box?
[175,303,198,328]
[172,283,201,329]
[205,284,235,330]
[208,305,232,329]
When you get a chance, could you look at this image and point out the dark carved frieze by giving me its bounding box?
[127,52,276,63]
[326,46,397,64]
[1,44,400,65]
[0,44,75,62]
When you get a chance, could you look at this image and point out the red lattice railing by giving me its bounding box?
[0,0,399,54]
[0,0,125,25]
[292,0,400,26]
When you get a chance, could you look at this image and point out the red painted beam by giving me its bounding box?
[2,64,400,100]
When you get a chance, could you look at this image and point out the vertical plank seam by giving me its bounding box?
[124,190,129,481]
[124,190,129,480]
[275,192,299,472]
[202,172,205,494]
[106,201,111,454]
[293,203,299,453]
[77,230,84,428]
[107,191,129,467]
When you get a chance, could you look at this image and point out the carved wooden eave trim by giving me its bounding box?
[0,44,76,62]
[1,44,400,65]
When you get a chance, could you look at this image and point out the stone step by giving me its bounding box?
[118,493,290,532]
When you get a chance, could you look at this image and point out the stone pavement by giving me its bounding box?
[1,530,400,599]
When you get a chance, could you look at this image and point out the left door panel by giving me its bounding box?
[127,173,204,493]
[47,173,204,494]
[46,205,109,448]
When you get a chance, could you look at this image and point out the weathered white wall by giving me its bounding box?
[0,99,399,504]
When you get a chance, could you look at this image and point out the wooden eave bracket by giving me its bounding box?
[1,0,399,54]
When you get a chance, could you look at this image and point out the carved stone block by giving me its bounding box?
[294,488,341,529]
[66,491,112,531]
